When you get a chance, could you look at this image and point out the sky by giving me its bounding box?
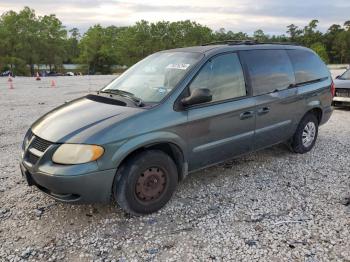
[0,0,349,35]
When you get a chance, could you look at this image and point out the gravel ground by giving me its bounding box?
[0,75,349,262]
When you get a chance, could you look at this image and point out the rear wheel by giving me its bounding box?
[114,150,178,215]
[290,113,319,154]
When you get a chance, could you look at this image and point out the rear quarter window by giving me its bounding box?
[241,50,295,96]
[287,49,329,85]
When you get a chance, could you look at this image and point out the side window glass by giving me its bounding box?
[241,50,295,96]
[287,49,329,84]
[189,53,246,102]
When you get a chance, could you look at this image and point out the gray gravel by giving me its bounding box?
[0,75,349,261]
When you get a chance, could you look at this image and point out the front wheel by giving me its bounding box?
[113,150,178,215]
[290,113,319,154]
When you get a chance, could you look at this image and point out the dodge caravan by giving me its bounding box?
[20,41,333,215]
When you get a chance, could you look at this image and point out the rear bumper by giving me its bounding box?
[20,163,116,203]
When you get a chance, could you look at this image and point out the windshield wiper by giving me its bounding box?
[99,89,144,107]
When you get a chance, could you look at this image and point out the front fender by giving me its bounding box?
[98,131,187,171]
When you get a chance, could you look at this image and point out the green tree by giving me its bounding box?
[253,29,269,42]
[0,9,29,74]
[0,7,67,75]
[116,20,213,66]
[38,14,68,71]
[311,42,329,63]
[3,6,350,74]
[14,7,41,75]
[78,25,122,73]
[286,24,302,42]
[324,24,343,63]
[333,31,350,63]
[66,28,81,63]
[302,20,323,47]
[213,28,249,42]
[344,21,350,31]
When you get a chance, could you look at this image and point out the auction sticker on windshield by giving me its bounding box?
[166,63,190,70]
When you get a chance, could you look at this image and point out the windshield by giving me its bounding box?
[102,52,203,103]
[339,69,350,80]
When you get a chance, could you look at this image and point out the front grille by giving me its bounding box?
[27,152,39,165]
[335,88,350,97]
[31,136,52,152]
[23,134,53,166]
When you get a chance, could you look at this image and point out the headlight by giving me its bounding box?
[52,144,104,165]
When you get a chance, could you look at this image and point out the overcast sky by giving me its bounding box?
[1,0,349,35]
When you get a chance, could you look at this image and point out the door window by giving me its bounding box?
[189,53,246,102]
[241,50,295,95]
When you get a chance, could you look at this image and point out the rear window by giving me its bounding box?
[287,49,329,85]
[241,50,295,96]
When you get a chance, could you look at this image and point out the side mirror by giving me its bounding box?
[181,88,212,106]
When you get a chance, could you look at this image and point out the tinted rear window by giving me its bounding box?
[241,50,295,96]
[287,49,329,85]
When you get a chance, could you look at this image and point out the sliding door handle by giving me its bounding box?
[240,111,255,120]
[257,107,270,115]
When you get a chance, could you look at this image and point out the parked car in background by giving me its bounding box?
[65,71,75,76]
[47,71,64,76]
[1,70,13,77]
[20,41,333,215]
[38,71,63,77]
[333,68,350,106]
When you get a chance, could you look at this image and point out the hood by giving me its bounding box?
[31,95,144,143]
[334,79,350,89]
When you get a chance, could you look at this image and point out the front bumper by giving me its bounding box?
[20,163,116,203]
[20,130,117,203]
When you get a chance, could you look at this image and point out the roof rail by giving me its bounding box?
[202,40,300,46]
[202,40,257,46]
[257,41,300,46]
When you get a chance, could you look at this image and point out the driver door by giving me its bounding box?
[185,52,256,171]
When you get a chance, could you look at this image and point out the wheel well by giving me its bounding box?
[118,143,186,181]
[308,108,322,124]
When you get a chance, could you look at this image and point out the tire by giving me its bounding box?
[113,150,178,215]
[290,113,319,154]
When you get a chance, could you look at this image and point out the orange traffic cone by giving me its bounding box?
[51,79,56,88]
[36,72,41,81]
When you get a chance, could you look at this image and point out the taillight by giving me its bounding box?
[331,80,335,97]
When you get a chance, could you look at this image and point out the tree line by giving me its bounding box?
[1,7,350,75]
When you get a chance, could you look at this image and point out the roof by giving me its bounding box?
[165,42,309,54]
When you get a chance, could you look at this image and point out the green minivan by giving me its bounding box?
[20,41,333,215]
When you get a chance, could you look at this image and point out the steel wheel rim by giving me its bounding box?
[135,167,167,203]
[302,122,316,147]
